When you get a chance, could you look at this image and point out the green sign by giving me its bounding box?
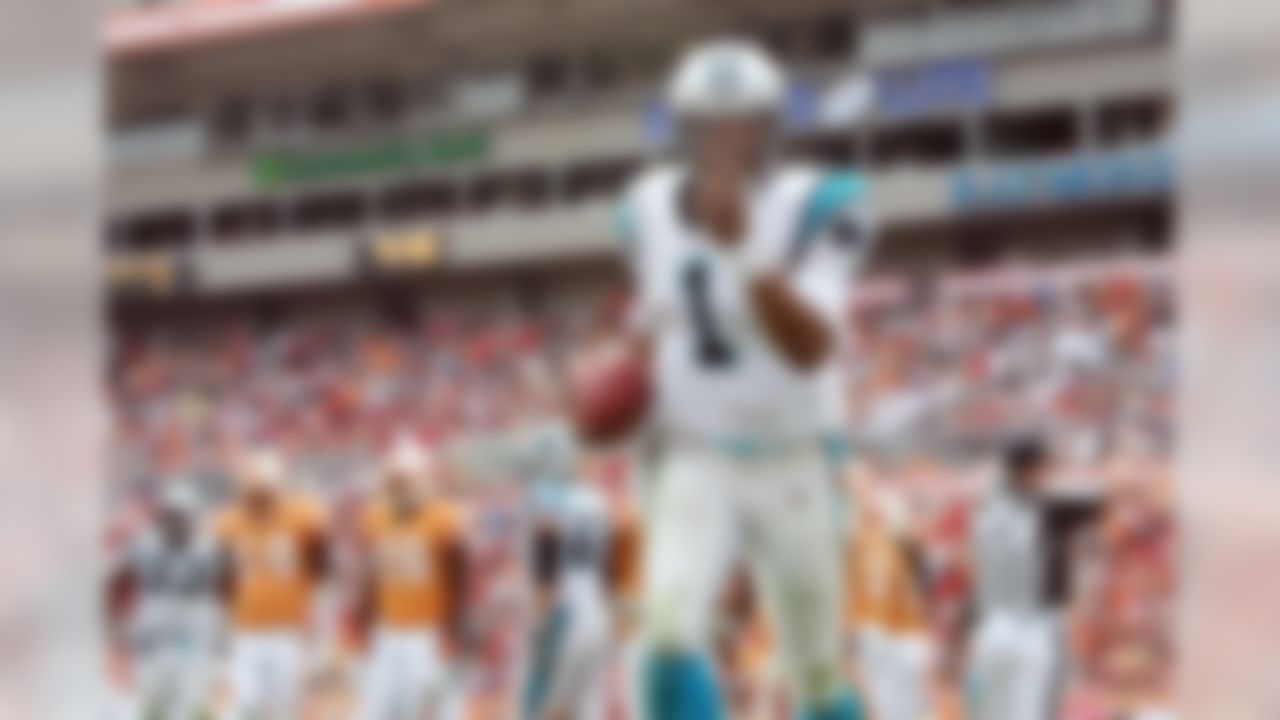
[251,128,490,189]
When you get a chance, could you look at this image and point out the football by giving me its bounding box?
[569,339,653,445]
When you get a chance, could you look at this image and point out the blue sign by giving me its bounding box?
[951,148,1174,212]
[783,80,821,132]
[641,98,675,147]
[877,58,991,121]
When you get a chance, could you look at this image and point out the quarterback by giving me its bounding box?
[603,39,876,720]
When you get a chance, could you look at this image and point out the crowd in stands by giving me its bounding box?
[107,255,1177,717]
[111,256,1173,494]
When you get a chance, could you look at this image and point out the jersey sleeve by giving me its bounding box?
[212,509,236,547]
[615,175,663,334]
[356,503,378,545]
[437,502,468,542]
[790,171,876,326]
[295,496,329,541]
[614,195,640,265]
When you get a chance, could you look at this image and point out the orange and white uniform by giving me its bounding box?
[215,495,327,720]
[356,498,466,720]
[846,514,933,720]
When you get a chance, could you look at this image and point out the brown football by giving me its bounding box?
[570,340,653,445]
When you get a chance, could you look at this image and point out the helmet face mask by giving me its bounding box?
[237,449,286,516]
[381,440,433,512]
[682,114,779,182]
[384,467,420,514]
[667,39,788,182]
[157,483,198,546]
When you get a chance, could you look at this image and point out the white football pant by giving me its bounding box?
[856,627,932,720]
[641,443,847,706]
[357,628,458,720]
[967,612,1067,720]
[520,582,611,720]
[221,631,305,720]
[130,641,216,720]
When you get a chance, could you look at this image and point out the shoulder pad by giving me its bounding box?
[798,171,868,244]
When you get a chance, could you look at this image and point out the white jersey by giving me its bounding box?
[450,420,612,596]
[618,163,874,446]
[971,478,1103,618]
[972,484,1045,618]
[531,480,612,595]
[122,529,223,653]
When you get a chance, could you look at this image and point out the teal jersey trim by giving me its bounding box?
[791,171,868,263]
[614,199,638,255]
[522,604,570,719]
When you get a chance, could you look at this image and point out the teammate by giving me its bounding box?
[213,449,329,720]
[446,378,631,720]
[521,450,618,720]
[607,38,875,720]
[845,470,933,720]
[966,436,1105,720]
[107,481,223,720]
[354,442,468,720]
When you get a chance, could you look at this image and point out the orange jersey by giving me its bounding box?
[360,499,465,629]
[215,495,327,630]
[846,523,927,635]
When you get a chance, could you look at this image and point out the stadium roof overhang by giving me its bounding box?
[107,0,886,123]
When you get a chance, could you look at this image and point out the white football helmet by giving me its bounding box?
[239,448,287,492]
[382,438,438,498]
[384,439,428,478]
[159,480,201,518]
[667,39,787,119]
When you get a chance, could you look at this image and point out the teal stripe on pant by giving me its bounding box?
[522,605,569,720]
[642,652,723,720]
[799,688,868,720]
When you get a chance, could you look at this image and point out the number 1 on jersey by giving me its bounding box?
[682,258,736,369]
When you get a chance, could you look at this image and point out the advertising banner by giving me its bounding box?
[951,146,1173,212]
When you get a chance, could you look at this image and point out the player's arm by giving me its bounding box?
[210,543,235,606]
[749,173,875,372]
[351,510,377,646]
[899,534,932,625]
[604,518,635,599]
[529,521,562,616]
[301,504,331,583]
[210,516,238,608]
[746,276,835,371]
[1043,491,1107,534]
[439,523,469,653]
[104,552,138,654]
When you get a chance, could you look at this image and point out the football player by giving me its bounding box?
[966,436,1106,720]
[108,481,223,720]
[607,38,876,720]
[845,470,934,720]
[214,449,329,720]
[353,441,468,720]
[446,372,633,720]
